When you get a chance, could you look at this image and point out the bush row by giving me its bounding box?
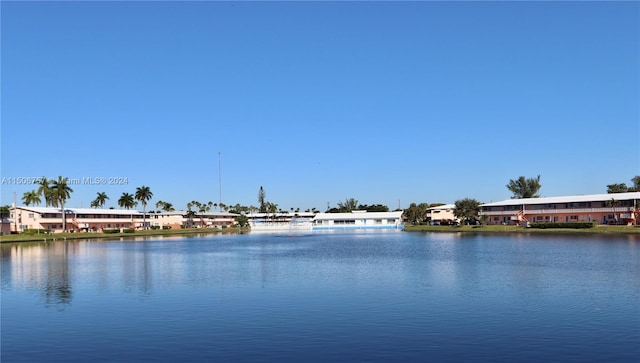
[529,222,596,229]
[103,228,136,233]
[22,229,52,235]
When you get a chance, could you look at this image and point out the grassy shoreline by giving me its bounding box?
[403,224,640,235]
[2,224,639,243]
[0,227,250,244]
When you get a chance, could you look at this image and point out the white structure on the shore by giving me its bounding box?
[313,211,404,230]
[246,210,404,232]
[246,212,314,232]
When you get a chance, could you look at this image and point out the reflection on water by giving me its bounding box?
[2,232,639,362]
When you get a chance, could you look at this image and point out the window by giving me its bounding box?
[28,213,34,218]
[334,220,355,225]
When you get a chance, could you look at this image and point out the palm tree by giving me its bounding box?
[185,210,196,228]
[50,176,74,232]
[90,200,100,208]
[155,200,174,212]
[605,198,621,225]
[198,202,211,214]
[135,186,153,230]
[22,190,41,206]
[162,202,174,212]
[337,198,358,212]
[118,193,137,210]
[92,192,109,208]
[36,176,54,206]
[156,200,166,213]
[507,175,542,199]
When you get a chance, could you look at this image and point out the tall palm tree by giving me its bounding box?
[135,186,153,230]
[22,190,41,206]
[93,192,109,208]
[185,210,196,228]
[36,176,54,206]
[606,198,621,225]
[155,200,164,213]
[118,193,137,210]
[162,202,174,212]
[50,176,74,232]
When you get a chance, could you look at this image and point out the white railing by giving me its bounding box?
[480,207,633,216]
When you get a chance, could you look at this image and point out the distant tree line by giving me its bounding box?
[607,176,640,193]
[325,198,390,213]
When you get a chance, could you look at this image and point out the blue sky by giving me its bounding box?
[1,1,638,211]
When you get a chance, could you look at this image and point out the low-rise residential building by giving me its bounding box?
[479,192,640,225]
[425,204,458,225]
[1,216,13,235]
[313,210,404,230]
[9,206,238,233]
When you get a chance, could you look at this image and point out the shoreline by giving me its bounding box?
[403,224,640,235]
[2,224,639,243]
[0,227,249,244]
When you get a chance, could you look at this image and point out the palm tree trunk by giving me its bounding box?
[61,199,66,232]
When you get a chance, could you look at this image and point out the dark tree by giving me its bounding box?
[403,202,430,225]
[507,175,541,199]
[607,183,629,194]
[258,186,266,213]
[336,198,358,213]
[632,176,640,191]
[454,198,481,225]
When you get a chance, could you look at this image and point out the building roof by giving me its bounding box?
[246,212,316,218]
[480,192,640,207]
[14,206,143,215]
[427,204,455,210]
[313,211,403,221]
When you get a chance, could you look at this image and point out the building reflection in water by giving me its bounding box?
[2,243,74,308]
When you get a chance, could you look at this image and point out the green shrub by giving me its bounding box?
[103,229,120,234]
[150,226,160,230]
[22,229,51,235]
[122,228,135,233]
[529,222,596,229]
[162,226,171,230]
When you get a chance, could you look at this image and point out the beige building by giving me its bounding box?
[9,206,238,233]
[425,204,458,225]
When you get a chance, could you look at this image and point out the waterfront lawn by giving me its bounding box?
[404,224,640,234]
[0,227,248,243]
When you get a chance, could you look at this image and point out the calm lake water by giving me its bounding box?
[2,231,639,362]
